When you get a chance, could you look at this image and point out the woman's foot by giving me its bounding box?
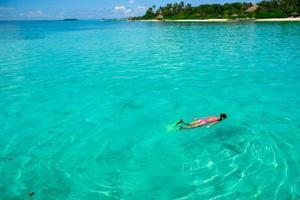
[176,119,183,125]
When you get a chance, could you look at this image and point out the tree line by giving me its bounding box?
[130,0,300,20]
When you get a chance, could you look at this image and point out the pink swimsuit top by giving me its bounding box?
[198,119,209,124]
[198,117,220,124]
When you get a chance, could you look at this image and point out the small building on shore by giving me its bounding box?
[156,14,164,20]
[289,12,299,18]
[245,4,258,13]
[231,13,239,18]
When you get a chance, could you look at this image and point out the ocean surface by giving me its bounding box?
[0,20,300,200]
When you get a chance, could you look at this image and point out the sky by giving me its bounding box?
[0,0,252,20]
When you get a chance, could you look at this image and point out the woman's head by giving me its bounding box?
[220,113,227,119]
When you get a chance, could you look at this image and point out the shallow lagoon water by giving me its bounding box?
[0,20,300,199]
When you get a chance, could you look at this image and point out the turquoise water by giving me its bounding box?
[1,20,300,199]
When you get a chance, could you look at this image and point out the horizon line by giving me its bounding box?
[0,18,129,22]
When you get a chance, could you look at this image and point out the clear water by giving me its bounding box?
[1,20,300,199]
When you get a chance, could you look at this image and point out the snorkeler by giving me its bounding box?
[176,113,227,129]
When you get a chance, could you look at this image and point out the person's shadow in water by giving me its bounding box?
[213,125,251,155]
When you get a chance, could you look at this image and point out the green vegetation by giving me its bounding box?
[130,0,300,20]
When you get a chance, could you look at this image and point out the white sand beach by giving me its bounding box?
[138,19,162,22]
[255,17,300,22]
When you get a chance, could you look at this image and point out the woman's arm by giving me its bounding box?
[206,121,219,128]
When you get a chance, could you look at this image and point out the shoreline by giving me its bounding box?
[255,18,300,22]
[133,17,300,23]
[138,19,162,22]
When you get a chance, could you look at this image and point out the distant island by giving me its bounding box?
[129,0,300,21]
[63,18,78,21]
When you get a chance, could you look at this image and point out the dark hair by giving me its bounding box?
[220,113,227,120]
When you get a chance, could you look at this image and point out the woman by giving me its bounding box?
[177,113,227,129]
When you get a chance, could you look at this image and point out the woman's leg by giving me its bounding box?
[180,122,205,129]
